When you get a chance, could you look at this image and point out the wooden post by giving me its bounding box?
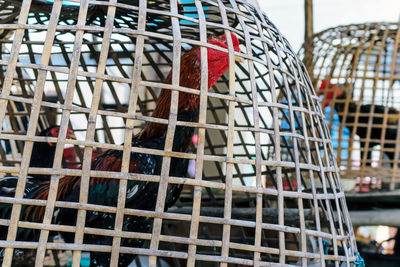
[304,0,313,45]
[304,0,314,73]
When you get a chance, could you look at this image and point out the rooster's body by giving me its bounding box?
[57,110,196,266]
[321,80,400,165]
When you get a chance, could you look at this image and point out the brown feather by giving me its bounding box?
[137,46,201,140]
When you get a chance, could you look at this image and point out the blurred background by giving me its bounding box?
[260,0,400,51]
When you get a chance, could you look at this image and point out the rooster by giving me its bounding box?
[0,33,241,266]
[320,80,400,166]
[0,126,76,182]
[0,126,76,257]
[29,126,77,180]
[0,126,76,207]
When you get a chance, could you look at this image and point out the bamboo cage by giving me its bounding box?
[0,0,360,266]
[302,22,400,191]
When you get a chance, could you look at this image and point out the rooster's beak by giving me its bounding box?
[235,55,244,63]
[67,132,76,140]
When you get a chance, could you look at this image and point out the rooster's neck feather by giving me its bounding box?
[138,47,201,140]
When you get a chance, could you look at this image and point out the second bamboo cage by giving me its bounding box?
[303,22,400,190]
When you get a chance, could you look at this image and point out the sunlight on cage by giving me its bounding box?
[301,22,400,191]
[0,0,359,266]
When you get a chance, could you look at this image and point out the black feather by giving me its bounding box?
[334,91,399,165]
[56,108,197,267]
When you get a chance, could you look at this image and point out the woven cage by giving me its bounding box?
[0,0,359,266]
[302,22,400,191]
